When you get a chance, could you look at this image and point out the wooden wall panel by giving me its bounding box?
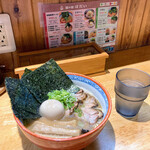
[1,0,37,52]
[115,0,128,50]
[137,0,150,47]
[1,0,149,53]
[0,0,2,12]
[106,45,150,69]
[59,0,84,3]
[0,53,13,71]
[120,0,147,49]
[31,0,60,50]
[0,0,150,75]
[59,0,69,2]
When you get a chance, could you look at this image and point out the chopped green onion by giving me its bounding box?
[47,89,76,109]
[74,108,82,117]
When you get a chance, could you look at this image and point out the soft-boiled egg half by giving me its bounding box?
[39,99,65,120]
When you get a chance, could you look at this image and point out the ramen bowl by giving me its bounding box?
[14,72,112,150]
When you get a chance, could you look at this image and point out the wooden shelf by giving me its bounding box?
[15,43,109,78]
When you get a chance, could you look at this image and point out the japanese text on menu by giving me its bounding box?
[43,1,119,52]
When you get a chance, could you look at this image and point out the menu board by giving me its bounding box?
[40,0,120,53]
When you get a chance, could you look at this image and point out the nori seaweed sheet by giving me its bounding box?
[21,68,32,79]
[5,77,20,116]
[21,59,73,103]
[5,59,79,120]
[5,77,20,99]
[5,77,40,120]
[14,82,41,116]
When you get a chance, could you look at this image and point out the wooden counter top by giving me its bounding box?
[0,60,150,150]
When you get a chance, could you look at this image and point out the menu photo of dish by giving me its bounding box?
[84,9,96,29]
[60,22,73,33]
[89,30,97,42]
[107,7,118,24]
[65,23,73,32]
[59,11,74,33]
[109,34,115,41]
[105,27,116,42]
[104,36,109,43]
[104,34,115,43]
[108,7,118,17]
[60,32,73,46]
[59,11,73,24]
[105,27,116,35]
[84,9,94,19]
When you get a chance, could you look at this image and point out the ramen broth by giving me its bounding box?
[26,88,103,138]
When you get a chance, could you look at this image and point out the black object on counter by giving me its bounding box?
[0,65,5,85]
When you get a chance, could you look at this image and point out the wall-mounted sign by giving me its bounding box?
[40,0,120,53]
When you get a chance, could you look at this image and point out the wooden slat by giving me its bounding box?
[59,0,67,3]
[68,0,84,2]
[115,0,128,51]
[17,43,104,56]
[15,43,109,77]
[0,86,5,95]
[16,45,150,72]
[84,0,95,2]
[12,51,19,68]
[1,0,37,52]
[0,1,3,67]
[106,45,150,69]
[15,53,108,78]
[0,0,2,12]
[31,0,45,50]
[15,43,108,73]
[0,53,14,71]
[120,0,147,49]
[137,0,150,47]
[31,0,59,50]
[16,43,106,66]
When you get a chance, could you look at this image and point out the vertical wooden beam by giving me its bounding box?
[120,0,147,49]
[115,0,128,51]
[137,0,150,47]
[0,0,2,12]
